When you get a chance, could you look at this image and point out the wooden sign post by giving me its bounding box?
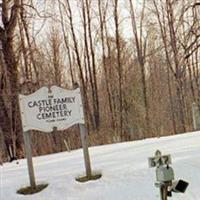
[74,83,92,178]
[19,86,93,187]
[79,124,92,177]
[23,131,36,189]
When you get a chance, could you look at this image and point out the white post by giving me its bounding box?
[23,131,36,189]
[192,102,197,130]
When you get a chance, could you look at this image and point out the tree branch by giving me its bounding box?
[8,0,20,34]
[185,43,200,59]
[2,0,9,26]
[193,2,200,7]
[0,26,5,41]
[21,3,53,18]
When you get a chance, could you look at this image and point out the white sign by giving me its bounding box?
[19,86,84,132]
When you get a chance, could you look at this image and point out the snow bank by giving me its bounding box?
[1,131,200,200]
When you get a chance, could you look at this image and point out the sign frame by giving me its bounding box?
[19,85,92,189]
[19,86,84,132]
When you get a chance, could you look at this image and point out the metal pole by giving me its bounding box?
[79,124,92,177]
[23,131,36,189]
[160,184,168,200]
[160,183,169,200]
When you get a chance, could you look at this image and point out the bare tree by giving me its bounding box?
[0,0,22,161]
[85,0,100,131]
[58,1,75,87]
[64,0,94,129]
[113,0,124,139]
[129,0,150,137]
[98,0,115,130]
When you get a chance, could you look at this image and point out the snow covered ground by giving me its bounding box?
[1,131,200,200]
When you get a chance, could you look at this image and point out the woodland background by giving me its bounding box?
[0,0,199,163]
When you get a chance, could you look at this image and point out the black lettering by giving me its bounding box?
[68,110,72,116]
[61,98,68,103]
[37,113,42,119]
[43,112,52,119]
[57,118,66,122]
[63,104,67,110]
[39,107,44,112]
[46,119,55,123]
[53,97,75,105]
[37,100,42,106]
[64,110,72,116]
[52,112,56,118]
[28,101,34,108]
[71,97,75,103]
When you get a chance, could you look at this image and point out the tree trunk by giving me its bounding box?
[114,0,124,140]
[0,0,22,161]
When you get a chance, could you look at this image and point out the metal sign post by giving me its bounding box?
[159,183,171,200]
[148,150,189,200]
[148,150,173,200]
[160,186,166,200]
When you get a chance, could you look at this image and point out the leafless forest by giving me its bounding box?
[0,0,199,163]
